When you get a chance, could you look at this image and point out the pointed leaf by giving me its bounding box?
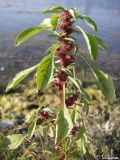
[15,26,47,46]
[95,36,108,51]
[76,127,87,155]
[55,105,73,144]
[42,6,64,13]
[91,66,116,103]
[76,26,98,61]
[70,9,97,31]
[7,134,26,150]
[36,53,54,92]
[68,76,81,93]
[28,119,37,139]
[81,16,97,31]
[6,64,38,92]
[80,55,116,103]
[71,108,77,124]
[51,13,59,30]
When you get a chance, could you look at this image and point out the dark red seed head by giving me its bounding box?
[72,94,78,101]
[39,111,49,119]
[65,55,75,63]
[71,125,79,135]
[55,47,66,58]
[56,70,67,82]
[65,94,78,107]
[59,22,71,31]
[60,10,73,21]
[64,43,74,52]
[60,55,75,67]
[65,98,74,107]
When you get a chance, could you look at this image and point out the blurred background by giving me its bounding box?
[0,0,120,91]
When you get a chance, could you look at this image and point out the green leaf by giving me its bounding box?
[46,43,58,54]
[15,26,47,46]
[55,105,73,144]
[68,77,85,96]
[68,76,81,92]
[71,107,77,124]
[6,64,38,92]
[15,17,53,46]
[81,96,89,115]
[80,55,116,103]
[81,16,97,31]
[76,127,87,155]
[76,26,98,61]
[91,66,116,103]
[70,9,97,31]
[29,111,37,123]
[95,36,108,51]
[7,134,26,150]
[28,119,37,139]
[36,53,54,92]
[42,6,64,13]
[51,13,59,30]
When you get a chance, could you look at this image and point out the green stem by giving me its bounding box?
[62,83,66,106]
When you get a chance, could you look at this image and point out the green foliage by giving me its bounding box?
[51,13,59,30]
[15,27,46,46]
[28,119,37,139]
[55,105,73,144]
[69,8,97,31]
[76,127,87,155]
[91,66,116,103]
[95,36,108,51]
[36,53,54,92]
[6,64,38,92]
[42,6,64,13]
[76,26,98,61]
[80,15,97,31]
[71,107,77,124]
[7,134,26,150]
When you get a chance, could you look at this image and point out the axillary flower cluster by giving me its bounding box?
[54,10,78,107]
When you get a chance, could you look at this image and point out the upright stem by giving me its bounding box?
[62,83,66,106]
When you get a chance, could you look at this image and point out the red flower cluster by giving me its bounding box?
[54,10,77,106]
[65,94,78,107]
[60,55,75,67]
[60,10,73,22]
[64,43,74,52]
[56,70,67,82]
[38,111,49,119]
[56,47,66,59]
[71,125,79,135]
[60,10,73,36]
